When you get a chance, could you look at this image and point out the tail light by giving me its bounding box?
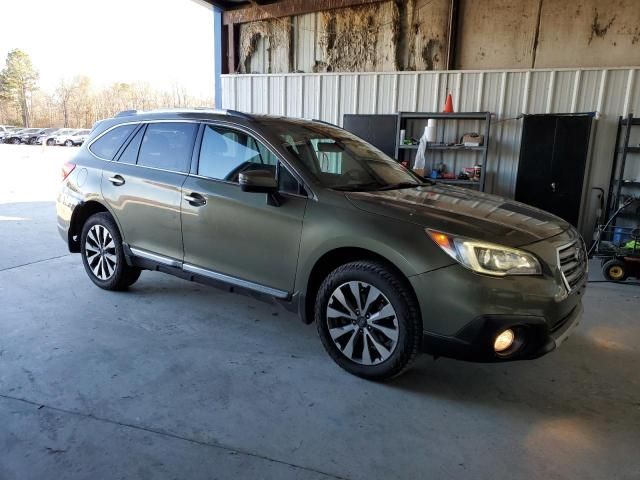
[61,161,76,181]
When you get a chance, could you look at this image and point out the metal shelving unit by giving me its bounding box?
[394,112,492,191]
[606,114,640,225]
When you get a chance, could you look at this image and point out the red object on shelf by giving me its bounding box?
[443,93,454,113]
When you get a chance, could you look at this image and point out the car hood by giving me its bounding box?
[345,183,571,247]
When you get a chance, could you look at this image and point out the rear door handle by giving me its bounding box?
[183,193,207,206]
[108,175,125,186]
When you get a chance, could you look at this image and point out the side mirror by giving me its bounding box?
[239,169,278,193]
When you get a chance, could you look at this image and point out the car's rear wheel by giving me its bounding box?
[315,261,421,380]
[81,213,141,290]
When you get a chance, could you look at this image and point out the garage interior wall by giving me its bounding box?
[233,0,640,74]
[221,67,640,239]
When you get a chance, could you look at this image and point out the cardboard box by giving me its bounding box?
[462,133,483,147]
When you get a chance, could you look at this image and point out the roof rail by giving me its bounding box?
[226,109,253,120]
[312,118,342,129]
[115,110,139,117]
[113,108,254,119]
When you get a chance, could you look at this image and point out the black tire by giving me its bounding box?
[12,138,20,144]
[46,138,55,146]
[315,261,421,380]
[64,139,73,147]
[80,212,141,290]
[602,259,628,282]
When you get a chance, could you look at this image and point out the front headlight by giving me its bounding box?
[427,230,542,276]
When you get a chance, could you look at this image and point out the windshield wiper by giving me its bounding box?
[331,182,383,192]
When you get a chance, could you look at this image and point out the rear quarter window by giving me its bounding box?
[89,124,137,160]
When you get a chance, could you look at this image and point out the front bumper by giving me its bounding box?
[421,301,583,362]
[411,227,586,362]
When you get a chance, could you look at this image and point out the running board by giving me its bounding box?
[126,245,290,300]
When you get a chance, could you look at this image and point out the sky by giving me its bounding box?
[0,0,215,98]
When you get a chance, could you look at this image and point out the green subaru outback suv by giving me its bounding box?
[57,109,586,379]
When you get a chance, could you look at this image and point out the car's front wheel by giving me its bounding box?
[46,138,55,146]
[315,261,421,380]
[64,139,73,147]
[81,213,141,290]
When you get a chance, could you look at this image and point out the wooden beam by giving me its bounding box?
[446,0,459,70]
[223,0,387,25]
[226,23,239,74]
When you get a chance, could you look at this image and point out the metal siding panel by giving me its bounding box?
[221,77,232,109]
[269,76,285,115]
[397,74,417,111]
[222,68,629,235]
[252,77,268,113]
[302,76,319,118]
[339,75,357,124]
[630,69,640,114]
[528,71,551,114]
[416,73,440,112]
[357,75,377,114]
[286,76,303,118]
[235,77,252,112]
[376,74,395,113]
[576,70,601,112]
[321,75,338,123]
[551,71,576,113]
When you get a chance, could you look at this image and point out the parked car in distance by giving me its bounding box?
[57,109,586,380]
[32,128,62,145]
[4,127,41,144]
[69,129,91,146]
[53,129,82,146]
[1,127,22,142]
[44,128,74,146]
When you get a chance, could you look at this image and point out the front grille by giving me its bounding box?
[557,241,587,292]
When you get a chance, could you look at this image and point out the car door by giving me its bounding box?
[100,121,198,262]
[180,124,307,296]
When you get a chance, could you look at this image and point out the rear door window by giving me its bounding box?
[137,122,197,173]
[89,124,137,160]
[117,126,145,165]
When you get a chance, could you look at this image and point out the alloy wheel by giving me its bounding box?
[326,281,399,365]
[85,224,117,280]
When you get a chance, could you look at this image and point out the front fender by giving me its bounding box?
[294,199,454,294]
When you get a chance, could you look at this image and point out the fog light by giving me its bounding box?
[494,329,515,353]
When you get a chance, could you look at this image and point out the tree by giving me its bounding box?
[0,49,39,127]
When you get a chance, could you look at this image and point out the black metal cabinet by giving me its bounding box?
[515,114,594,227]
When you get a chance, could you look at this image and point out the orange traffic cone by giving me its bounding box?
[443,93,454,113]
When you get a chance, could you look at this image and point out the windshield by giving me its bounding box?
[263,120,428,191]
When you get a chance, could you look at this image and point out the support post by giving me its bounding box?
[213,7,223,108]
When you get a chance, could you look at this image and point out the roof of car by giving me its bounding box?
[110,109,340,131]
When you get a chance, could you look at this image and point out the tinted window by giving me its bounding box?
[198,125,278,182]
[117,126,145,164]
[137,123,197,173]
[89,124,136,160]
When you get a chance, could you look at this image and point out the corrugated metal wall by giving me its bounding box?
[221,67,640,238]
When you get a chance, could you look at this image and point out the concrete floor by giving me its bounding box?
[1,145,639,479]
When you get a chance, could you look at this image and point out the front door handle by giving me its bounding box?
[108,175,125,186]
[183,193,207,206]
